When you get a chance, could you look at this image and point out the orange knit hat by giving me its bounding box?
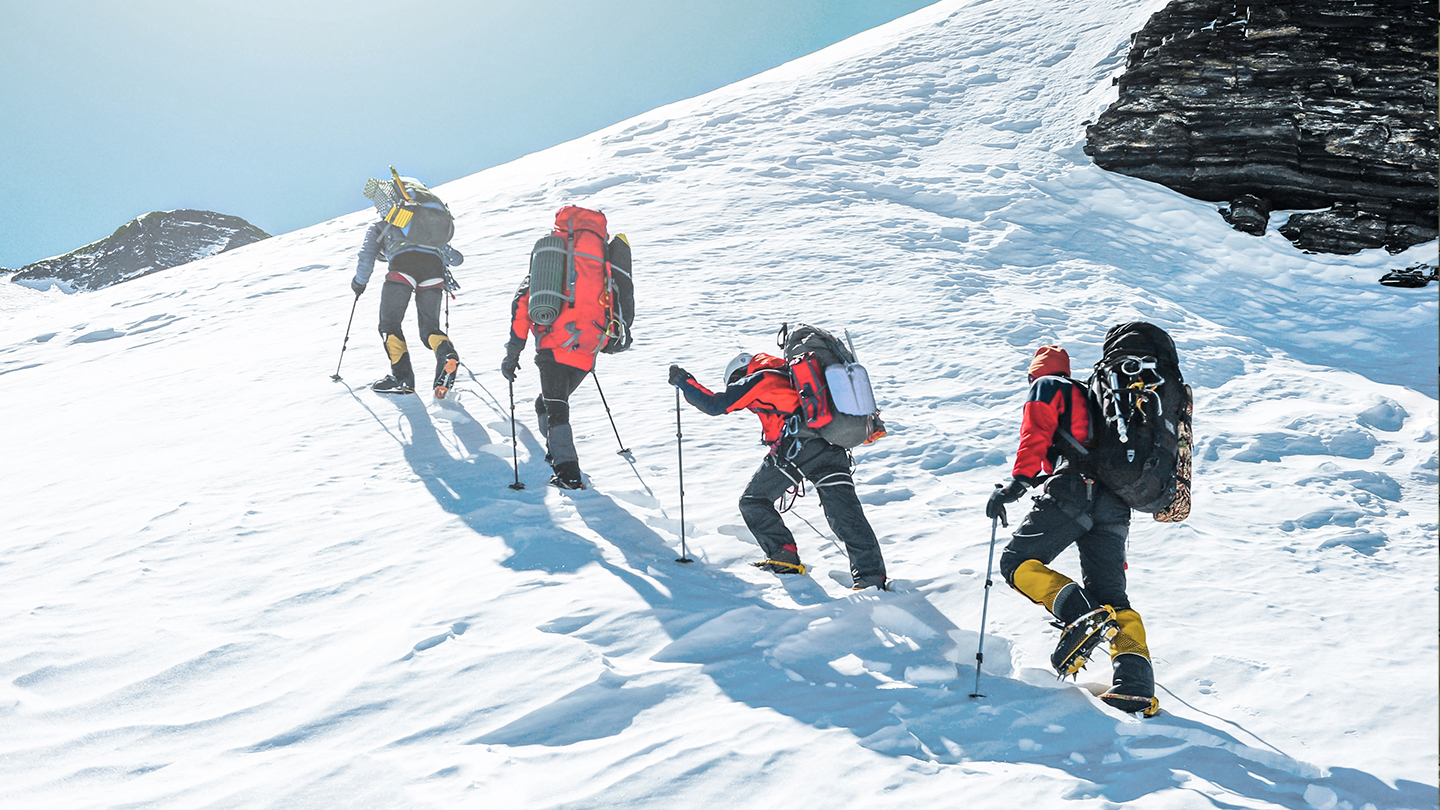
[1027,345,1070,379]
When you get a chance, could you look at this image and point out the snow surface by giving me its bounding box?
[0,274,55,315]
[1,0,1436,807]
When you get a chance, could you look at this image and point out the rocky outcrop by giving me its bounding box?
[1084,0,1437,254]
[10,210,270,293]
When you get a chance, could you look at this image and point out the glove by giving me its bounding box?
[985,480,1028,527]
[440,245,464,267]
[350,278,366,297]
[668,365,694,387]
[500,344,523,382]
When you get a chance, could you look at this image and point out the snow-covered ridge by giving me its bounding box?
[0,0,1434,807]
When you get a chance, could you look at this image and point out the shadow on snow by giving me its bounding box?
[362,372,1432,810]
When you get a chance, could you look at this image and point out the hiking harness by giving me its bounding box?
[768,415,859,514]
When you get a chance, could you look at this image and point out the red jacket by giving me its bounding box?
[1013,375,1093,482]
[508,206,613,372]
[679,354,800,445]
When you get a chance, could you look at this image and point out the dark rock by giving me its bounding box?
[1219,193,1272,235]
[1378,261,1438,288]
[1085,0,1438,255]
[1280,202,1410,255]
[10,209,269,293]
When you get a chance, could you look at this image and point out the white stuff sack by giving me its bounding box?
[825,362,877,415]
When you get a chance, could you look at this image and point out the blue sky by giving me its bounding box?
[0,0,934,269]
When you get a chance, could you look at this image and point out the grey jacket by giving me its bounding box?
[353,221,463,286]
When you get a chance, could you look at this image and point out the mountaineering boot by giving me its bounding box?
[1051,605,1119,678]
[371,375,415,395]
[545,425,582,488]
[434,355,459,399]
[383,334,416,390]
[1099,610,1159,715]
[852,574,889,591]
[753,542,805,575]
[1099,653,1159,716]
[753,560,807,575]
[549,460,585,490]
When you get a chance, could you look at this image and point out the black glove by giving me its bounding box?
[668,365,694,387]
[985,480,1028,527]
[351,278,366,297]
[500,344,522,382]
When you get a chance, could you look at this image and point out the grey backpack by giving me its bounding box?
[363,169,455,258]
[778,323,885,449]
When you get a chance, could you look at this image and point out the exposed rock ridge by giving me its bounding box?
[11,209,270,293]
[1084,0,1438,254]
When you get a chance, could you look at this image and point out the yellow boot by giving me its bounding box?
[373,333,416,393]
[1099,609,1160,717]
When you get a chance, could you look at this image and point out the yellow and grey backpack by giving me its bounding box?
[362,167,455,259]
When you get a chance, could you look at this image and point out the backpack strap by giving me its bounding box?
[1055,377,1094,469]
[1057,425,1089,460]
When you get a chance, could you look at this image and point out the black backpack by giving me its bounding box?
[600,234,635,354]
[1069,322,1190,515]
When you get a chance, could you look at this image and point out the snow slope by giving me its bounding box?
[1,0,1435,807]
[0,274,54,315]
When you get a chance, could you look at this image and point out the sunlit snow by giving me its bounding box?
[1,0,1435,807]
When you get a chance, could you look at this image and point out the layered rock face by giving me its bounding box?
[11,210,270,293]
[1085,0,1438,254]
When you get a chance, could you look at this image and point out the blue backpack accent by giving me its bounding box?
[362,169,455,259]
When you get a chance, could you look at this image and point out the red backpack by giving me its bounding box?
[526,206,633,356]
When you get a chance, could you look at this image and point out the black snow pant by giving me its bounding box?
[739,436,886,587]
[533,349,590,469]
[998,473,1133,618]
[377,253,454,389]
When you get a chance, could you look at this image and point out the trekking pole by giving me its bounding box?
[331,293,361,382]
[507,380,525,491]
[591,370,632,456]
[970,513,1001,698]
[675,388,692,563]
